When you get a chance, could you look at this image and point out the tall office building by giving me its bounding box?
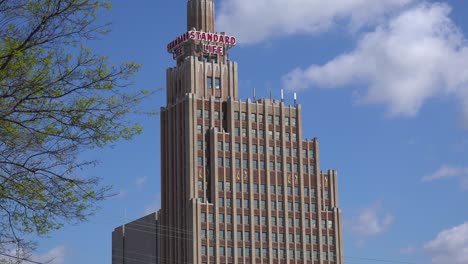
[112,0,344,263]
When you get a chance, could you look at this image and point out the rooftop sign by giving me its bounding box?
[167,30,237,53]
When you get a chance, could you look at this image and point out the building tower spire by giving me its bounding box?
[187,0,215,32]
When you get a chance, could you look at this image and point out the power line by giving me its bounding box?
[0,252,43,264]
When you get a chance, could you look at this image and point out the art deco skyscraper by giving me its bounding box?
[113,0,344,263]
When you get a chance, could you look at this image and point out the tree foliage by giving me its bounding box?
[0,0,148,254]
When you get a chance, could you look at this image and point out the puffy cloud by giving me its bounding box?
[350,202,394,239]
[424,223,468,264]
[216,0,413,44]
[283,3,468,120]
[35,246,66,264]
[422,165,468,190]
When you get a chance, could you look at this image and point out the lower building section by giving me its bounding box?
[112,212,160,264]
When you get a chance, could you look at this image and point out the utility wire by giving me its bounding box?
[0,252,43,264]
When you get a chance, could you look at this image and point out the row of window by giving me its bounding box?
[201,246,335,261]
[198,156,316,173]
[233,112,297,127]
[217,198,319,212]
[199,181,328,198]
[207,77,221,90]
[202,229,335,245]
[217,142,315,159]
[197,109,224,120]
[201,212,334,229]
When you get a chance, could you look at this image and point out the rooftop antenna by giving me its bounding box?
[253,87,256,101]
[281,89,284,103]
[269,89,272,101]
[294,92,297,107]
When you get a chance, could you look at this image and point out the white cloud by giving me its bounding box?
[0,246,66,264]
[216,0,413,44]
[135,176,148,189]
[424,222,468,264]
[351,202,394,239]
[422,165,468,190]
[283,3,468,121]
[35,246,66,264]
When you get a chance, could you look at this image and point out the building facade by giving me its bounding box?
[113,0,344,263]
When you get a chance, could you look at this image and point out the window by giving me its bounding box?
[271,201,276,209]
[201,228,207,238]
[262,216,267,225]
[292,117,297,126]
[218,157,223,166]
[277,186,283,194]
[226,182,231,191]
[253,160,258,169]
[219,246,225,256]
[227,230,233,240]
[275,131,281,140]
[227,247,233,257]
[201,212,206,222]
[309,149,315,158]
[259,129,265,139]
[245,248,251,257]
[259,145,264,154]
[255,232,260,241]
[198,140,203,150]
[253,183,259,193]
[202,245,207,256]
[241,112,247,121]
[242,128,247,137]
[295,202,300,211]
[277,162,282,171]
[198,180,203,190]
[328,220,333,229]
[286,147,291,156]
[304,187,309,196]
[270,161,274,170]
[209,229,214,239]
[218,197,224,206]
[207,77,213,89]
[234,111,240,120]
[295,218,300,227]
[251,113,257,122]
[322,252,328,260]
[254,216,259,225]
[197,109,202,118]
[293,163,298,172]
[234,127,240,136]
[285,116,290,125]
[226,198,232,207]
[268,130,273,138]
[262,232,267,241]
[208,213,214,222]
[294,186,299,195]
[306,234,311,244]
[252,144,257,153]
[286,132,290,141]
[255,248,261,257]
[254,199,259,208]
[292,133,297,141]
[252,129,257,138]
[287,186,292,196]
[303,164,308,173]
[274,115,280,125]
[214,111,220,120]
[235,158,240,168]
[197,125,202,134]
[272,216,277,225]
[322,220,327,229]
[244,199,249,208]
[260,160,265,170]
[278,201,284,210]
[225,157,231,167]
[215,77,221,89]
[243,159,248,168]
[268,115,273,124]
[218,213,224,223]
[238,247,243,257]
[329,235,335,245]
[244,215,250,224]
[261,184,266,193]
[227,214,232,223]
[236,198,241,207]
[198,156,203,166]
[258,114,264,123]
[242,143,247,152]
[204,110,209,119]
[312,219,317,228]
[225,142,230,150]
[235,143,240,152]
[289,233,294,242]
[276,147,282,155]
[312,203,317,212]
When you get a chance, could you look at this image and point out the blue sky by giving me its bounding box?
[21,0,468,263]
